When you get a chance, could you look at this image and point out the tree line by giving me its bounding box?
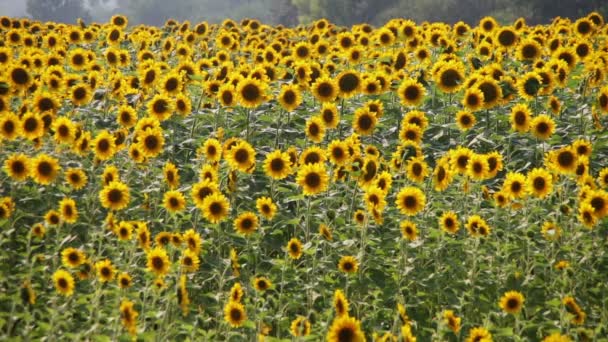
[25,0,608,27]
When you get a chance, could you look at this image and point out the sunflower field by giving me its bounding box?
[1,11,608,341]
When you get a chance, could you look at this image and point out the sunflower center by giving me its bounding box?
[101,267,111,277]
[222,91,233,104]
[73,87,87,101]
[536,122,549,134]
[437,166,446,182]
[98,139,110,152]
[600,94,608,108]
[357,114,372,130]
[440,69,461,88]
[590,197,605,212]
[108,189,123,203]
[445,218,454,228]
[290,243,299,252]
[282,90,296,105]
[169,197,179,207]
[24,117,39,132]
[511,182,522,193]
[522,44,538,59]
[210,202,223,215]
[404,85,420,100]
[506,298,519,309]
[498,30,516,46]
[230,308,242,320]
[197,187,212,200]
[159,76,177,93]
[478,82,497,104]
[183,256,193,266]
[38,161,52,176]
[466,93,480,106]
[473,162,483,174]
[412,163,422,176]
[405,130,417,140]
[153,99,168,114]
[308,123,320,136]
[457,156,468,168]
[241,84,260,102]
[337,326,355,342]
[557,151,574,167]
[404,196,417,208]
[305,172,321,188]
[317,83,334,98]
[152,256,164,270]
[234,148,249,164]
[57,278,68,288]
[332,147,344,159]
[270,158,284,172]
[460,114,472,125]
[533,177,545,190]
[11,68,29,85]
[144,135,159,150]
[339,73,359,93]
[304,153,320,164]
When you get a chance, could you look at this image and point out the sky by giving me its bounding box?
[0,0,27,17]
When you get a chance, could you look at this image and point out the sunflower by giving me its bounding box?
[465,327,493,342]
[517,71,542,100]
[319,223,333,241]
[434,61,465,93]
[327,315,365,342]
[161,161,180,189]
[20,112,44,140]
[146,247,170,277]
[59,197,78,223]
[181,249,200,273]
[530,114,555,140]
[201,192,230,224]
[395,186,426,216]
[190,179,218,210]
[116,105,137,128]
[70,84,92,106]
[119,299,138,335]
[226,140,256,173]
[286,237,303,260]
[334,289,350,317]
[0,113,21,141]
[290,316,311,337]
[501,178,524,205]
[296,162,329,196]
[517,39,542,61]
[461,87,484,112]
[598,168,608,188]
[117,272,132,289]
[455,111,476,131]
[328,140,350,166]
[162,190,186,213]
[3,153,30,181]
[234,211,259,235]
[31,154,60,185]
[526,168,553,198]
[61,247,85,268]
[45,209,62,226]
[263,150,292,180]
[224,301,247,327]
[433,159,453,191]
[95,259,116,282]
[99,181,130,211]
[92,130,117,161]
[116,221,132,241]
[256,196,277,220]
[541,221,561,241]
[253,276,272,292]
[467,154,490,181]
[352,108,377,136]
[50,116,75,144]
[466,215,491,237]
[320,102,340,128]
[397,79,426,107]
[400,220,418,241]
[405,156,429,183]
[399,123,423,146]
[549,147,577,174]
[449,147,473,174]
[499,291,524,314]
[439,211,459,234]
[475,77,502,109]
[584,189,608,219]
[182,228,202,254]
[8,65,32,91]
[201,138,223,162]
[306,116,326,143]
[443,310,461,333]
[599,86,608,113]
[136,127,165,158]
[147,93,174,121]
[299,146,327,165]
[311,76,338,103]
[364,186,387,212]
[278,84,302,111]
[52,269,75,296]
[237,78,267,108]
[510,103,532,133]
[336,70,361,98]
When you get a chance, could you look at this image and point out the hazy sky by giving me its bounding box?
[0,0,27,17]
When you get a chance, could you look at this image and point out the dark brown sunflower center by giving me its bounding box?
[404,85,420,100]
[144,135,159,150]
[24,117,39,132]
[357,114,372,130]
[108,189,123,203]
[234,149,249,164]
[339,73,359,93]
[11,68,29,85]
[270,158,284,172]
[38,161,52,176]
[305,172,321,188]
[440,69,461,88]
[209,202,223,215]
[557,151,574,167]
[241,84,260,102]
[533,177,545,190]
[404,196,416,208]
[152,256,164,270]
[165,78,178,92]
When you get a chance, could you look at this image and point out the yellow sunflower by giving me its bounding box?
[99,181,130,211]
[147,247,171,277]
[326,315,365,342]
[3,153,30,181]
[31,154,61,185]
[395,186,426,216]
[52,269,75,296]
[263,150,292,180]
[233,211,259,235]
[499,291,525,314]
[296,162,329,196]
[224,301,247,327]
[201,192,230,224]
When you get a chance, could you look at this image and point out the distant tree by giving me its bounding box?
[270,0,298,26]
[26,0,91,23]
